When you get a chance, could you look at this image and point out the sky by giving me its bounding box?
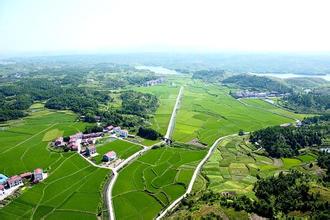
[1,0,330,55]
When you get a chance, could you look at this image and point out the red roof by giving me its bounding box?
[7,175,22,184]
[105,151,116,157]
[0,184,4,190]
[20,172,32,178]
[87,145,95,150]
[34,168,43,174]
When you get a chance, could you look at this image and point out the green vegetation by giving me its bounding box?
[137,127,162,140]
[173,81,301,145]
[119,91,159,118]
[167,135,329,219]
[250,124,326,157]
[221,171,330,218]
[192,69,226,82]
[283,88,330,113]
[223,74,292,93]
[0,109,110,219]
[135,84,180,135]
[92,139,142,164]
[112,147,206,220]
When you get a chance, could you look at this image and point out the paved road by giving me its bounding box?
[156,134,237,220]
[164,86,184,141]
[108,86,184,220]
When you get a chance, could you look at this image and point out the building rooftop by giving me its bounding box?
[105,151,116,157]
[34,168,43,174]
[7,175,22,184]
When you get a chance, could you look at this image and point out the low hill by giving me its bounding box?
[222,74,291,93]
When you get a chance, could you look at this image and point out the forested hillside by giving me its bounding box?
[222,74,291,93]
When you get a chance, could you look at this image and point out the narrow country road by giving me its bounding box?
[108,86,184,220]
[156,134,237,220]
[164,86,184,141]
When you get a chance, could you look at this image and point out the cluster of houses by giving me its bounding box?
[143,77,165,86]
[232,90,284,99]
[0,168,46,199]
[53,125,129,163]
[53,125,129,152]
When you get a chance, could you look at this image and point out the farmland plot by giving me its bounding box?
[112,147,206,220]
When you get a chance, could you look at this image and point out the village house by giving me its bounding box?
[113,126,121,133]
[0,174,8,185]
[69,143,78,151]
[82,132,103,139]
[20,172,32,179]
[103,151,117,162]
[33,168,43,182]
[7,176,23,188]
[119,129,129,138]
[54,137,65,147]
[0,184,5,195]
[85,145,96,157]
[144,77,165,86]
[103,125,114,133]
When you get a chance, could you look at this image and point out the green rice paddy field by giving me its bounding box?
[112,147,207,220]
[199,135,319,197]
[173,81,305,145]
[0,110,111,219]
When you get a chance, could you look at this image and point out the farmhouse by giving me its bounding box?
[20,172,32,179]
[54,137,65,147]
[68,143,78,151]
[119,129,128,138]
[85,145,96,156]
[104,125,114,132]
[7,176,23,188]
[144,77,165,86]
[33,168,43,182]
[82,132,103,139]
[103,151,117,162]
[113,126,121,133]
[0,184,5,195]
[0,174,8,185]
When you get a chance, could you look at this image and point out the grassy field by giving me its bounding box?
[0,109,111,219]
[112,147,207,220]
[173,81,305,145]
[92,139,142,164]
[200,135,318,196]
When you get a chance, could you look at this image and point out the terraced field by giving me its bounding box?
[201,135,318,196]
[112,147,207,220]
[173,81,304,145]
[92,139,142,164]
[0,109,110,219]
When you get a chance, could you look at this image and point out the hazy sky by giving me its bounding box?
[1,0,330,55]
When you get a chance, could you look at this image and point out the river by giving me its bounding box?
[135,65,179,75]
[249,72,330,81]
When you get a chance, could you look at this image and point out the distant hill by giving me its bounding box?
[192,69,226,82]
[285,77,329,89]
[222,74,291,93]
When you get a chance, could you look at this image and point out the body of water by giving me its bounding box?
[249,72,330,81]
[135,65,179,75]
